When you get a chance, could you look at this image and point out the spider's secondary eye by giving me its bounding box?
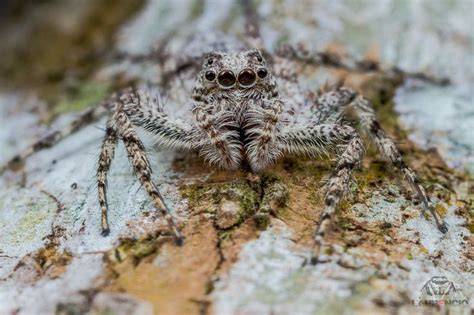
[238,69,256,87]
[257,68,268,78]
[218,70,236,87]
[205,70,216,81]
[257,55,263,62]
[207,58,213,65]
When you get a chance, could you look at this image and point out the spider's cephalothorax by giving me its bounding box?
[191,49,282,171]
[1,38,448,263]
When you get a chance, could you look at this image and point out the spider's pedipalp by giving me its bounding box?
[192,105,242,169]
[244,98,284,171]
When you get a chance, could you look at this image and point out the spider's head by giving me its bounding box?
[198,49,271,91]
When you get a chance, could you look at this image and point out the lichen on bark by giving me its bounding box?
[0,1,472,315]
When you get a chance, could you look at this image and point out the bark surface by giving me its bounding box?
[0,1,472,314]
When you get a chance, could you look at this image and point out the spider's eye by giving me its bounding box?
[257,55,263,62]
[205,70,216,81]
[217,70,236,87]
[257,68,268,79]
[238,69,256,87]
[207,58,213,65]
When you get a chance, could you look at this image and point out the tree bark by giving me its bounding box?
[0,1,472,314]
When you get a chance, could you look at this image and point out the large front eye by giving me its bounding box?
[257,68,268,78]
[218,70,236,87]
[238,69,256,87]
[205,70,216,81]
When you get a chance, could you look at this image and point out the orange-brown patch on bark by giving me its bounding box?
[103,215,219,315]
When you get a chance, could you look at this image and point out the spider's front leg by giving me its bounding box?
[352,94,448,232]
[276,44,449,86]
[312,86,447,233]
[278,123,365,264]
[284,85,448,263]
[0,106,106,175]
[97,88,196,243]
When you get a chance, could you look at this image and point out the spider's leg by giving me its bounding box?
[351,93,447,233]
[97,124,118,236]
[240,0,264,51]
[276,44,449,86]
[278,124,364,264]
[311,86,447,233]
[111,49,162,64]
[97,87,197,242]
[240,0,302,83]
[115,111,183,243]
[0,106,106,175]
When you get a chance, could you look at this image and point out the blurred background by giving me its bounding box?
[0,0,472,172]
[0,1,472,314]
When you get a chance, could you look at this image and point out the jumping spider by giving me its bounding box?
[1,38,448,263]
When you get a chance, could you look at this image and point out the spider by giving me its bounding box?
[0,10,448,264]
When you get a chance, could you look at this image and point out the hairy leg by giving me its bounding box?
[276,44,449,86]
[240,0,264,51]
[311,86,447,233]
[278,123,364,263]
[118,111,183,243]
[0,88,159,175]
[97,124,118,235]
[352,94,447,232]
[192,103,242,169]
[0,43,205,176]
[0,106,106,175]
[96,87,202,241]
[245,98,284,171]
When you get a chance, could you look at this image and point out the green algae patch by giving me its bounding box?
[216,182,259,229]
[181,184,212,204]
[224,182,260,222]
[468,223,474,234]
[253,212,271,230]
[335,217,355,231]
[54,81,111,116]
[107,235,164,266]
[183,181,260,228]
[6,199,56,246]
[257,179,290,229]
